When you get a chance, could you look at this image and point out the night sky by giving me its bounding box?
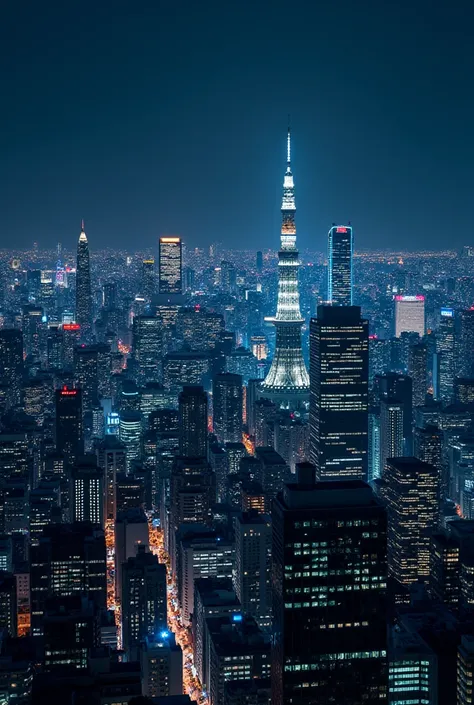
[1,0,474,251]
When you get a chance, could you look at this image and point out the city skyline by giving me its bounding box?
[2,1,474,251]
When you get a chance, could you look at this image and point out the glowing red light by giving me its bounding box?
[60,385,77,396]
[63,323,80,330]
[369,334,378,340]
[336,226,348,233]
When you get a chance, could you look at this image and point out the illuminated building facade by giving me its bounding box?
[55,386,83,469]
[142,258,155,301]
[459,309,474,379]
[457,635,474,705]
[435,307,456,403]
[75,221,92,339]
[71,457,104,526]
[0,329,23,409]
[328,224,353,306]
[178,385,208,458]
[132,316,163,385]
[394,295,425,338]
[380,399,404,477]
[385,457,439,586]
[159,236,182,294]
[271,465,388,705]
[213,373,243,444]
[260,130,309,409]
[309,306,369,482]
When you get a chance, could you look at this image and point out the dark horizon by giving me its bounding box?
[2,0,474,251]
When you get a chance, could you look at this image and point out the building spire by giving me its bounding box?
[287,116,291,165]
[79,219,87,242]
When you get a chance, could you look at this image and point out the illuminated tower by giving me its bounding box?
[159,237,182,294]
[328,224,353,306]
[75,220,92,339]
[260,129,309,408]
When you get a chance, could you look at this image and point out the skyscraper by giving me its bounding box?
[436,307,456,403]
[159,237,182,294]
[458,308,474,379]
[385,457,439,586]
[260,130,309,409]
[408,343,427,407]
[213,372,243,444]
[132,316,163,385]
[142,258,155,301]
[272,464,388,705]
[379,398,404,476]
[75,220,92,339]
[394,295,425,338]
[178,385,208,458]
[0,329,23,409]
[309,305,369,482]
[71,457,104,526]
[327,224,353,306]
[55,386,83,469]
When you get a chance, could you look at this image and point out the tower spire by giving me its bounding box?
[287,116,291,165]
[260,128,309,409]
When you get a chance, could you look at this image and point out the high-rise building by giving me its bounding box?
[159,237,182,294]
[457,635,474,705]
[132,316,163,385]
[213,373,243,444]
[458,309,474,379]
[140,634,183,698]
[142,258,155,301]
[394,295,425,338]
[385,457,439,586]
[96,436,127,521]
[379,399,404,476]
[260,129,309,408]
[0,330,23,409]
[30,522,106,637]
[178,386,208,458]
[22,305,43,358]
[119,412,142,472]
[408,343,427,407]
[71,457,104,527]
[233,512,271,631]
[309,306,369,482]
[271,464,388,705]
[375,373,413,454]
[55,386,83,469]
[436,308,456,403]
[327,224,353,306]
[454,378,474,408]
[122,545,167,659]
[75,220,92,339]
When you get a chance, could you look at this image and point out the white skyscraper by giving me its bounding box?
[394,295,425,337]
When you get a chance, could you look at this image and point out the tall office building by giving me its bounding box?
[375,373,413,454]
[96,436,127,521]
[385,457,439,586]
[458,308,474,379]
[30,522,106,637]
[122,545,167,660]
[272,464,388,705]
[71,457,104,526]
[436,307,456,403]
[233,512,271,631]
[408,343,427,407]
[22,305,43,358]
[55,386,83,469]
[327,224,353,306]
[178,386,208,458]
[159,237,182,294]
[260,129,309,408]
[0,329,23,409]
[119,412,142,472]
[379,398,404,476]
[309,306,369,481]
[394,295,425,338]
[75,220,92,339]
[213,373,243,444]
[132,316,163,385]
[142,258,155,301]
